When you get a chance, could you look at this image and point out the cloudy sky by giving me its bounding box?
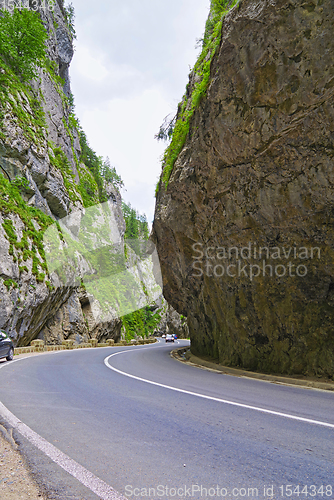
[69,0,210,224]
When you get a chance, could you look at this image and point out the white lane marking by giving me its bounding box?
[0,350,135,500]
[0,402,127,500]
[104,350,334,430]
[0,341,184,499]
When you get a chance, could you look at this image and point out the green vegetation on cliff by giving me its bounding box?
[122,202,149,241]
[0,7,48,82]
[0,5,158,343]
[50,108,125,210]
[64,2,76,41]
[0,173,54,285]
[123,306,162,340]
[79,129,124,204]
[157,0,238,190]
[0,56,47,145]
[0,7,123,212]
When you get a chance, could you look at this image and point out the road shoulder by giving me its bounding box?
[171,347,334,391]
[0,423,46,499]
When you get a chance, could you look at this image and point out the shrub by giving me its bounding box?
[122,307,162,340]
[0,8,48,82]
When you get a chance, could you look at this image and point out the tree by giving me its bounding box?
[0,8,48,82]
[64,2,77,40]
[139,214,149,240]
[155,113,176,142]
[101,157,124,190]
[126,207,139,240]
[122,202,150,240]
[79,128,108,202]
[79,130,124,201]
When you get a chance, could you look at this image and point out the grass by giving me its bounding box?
[48,143,82,204]
[0,173,54,284]
[0,58,47,147]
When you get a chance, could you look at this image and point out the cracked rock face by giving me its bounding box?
[39,288,122,345]
[153,0,334,377]
[0,1,79,218]
[0,3,126,347]
[156,302,189,339]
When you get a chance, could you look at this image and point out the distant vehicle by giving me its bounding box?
[0,330,14,362]
[161,334,166,338]
[165,334,174,343]
[173,334,177,340]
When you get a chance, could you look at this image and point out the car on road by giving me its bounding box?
[165,334,174,343]
[0,330,14,362]
[161,334,166,338]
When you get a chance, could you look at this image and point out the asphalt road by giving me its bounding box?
[0,340,333,500]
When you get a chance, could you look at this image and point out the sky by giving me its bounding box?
[69,0,210,224]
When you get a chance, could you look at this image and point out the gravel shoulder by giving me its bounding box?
[0,354,51,499]
[0,424,46,499]
[171,347,334,391]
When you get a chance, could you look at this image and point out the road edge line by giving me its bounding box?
[0,402,127,500]
[170,347,334,392]
[104,351,334,430]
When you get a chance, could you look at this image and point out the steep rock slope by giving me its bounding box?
[0,2,125,345]
[155,299,189,339]
[153,0,334,377]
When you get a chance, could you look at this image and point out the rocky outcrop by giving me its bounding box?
[155,299,189,339]
[0,3,126,346]
[153,0,334,377]
[39,288,122,345]
[39,196,161,345]
[1,3,79,215]
[164,306,188,339]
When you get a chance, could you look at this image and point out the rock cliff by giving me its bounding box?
[0,2,128,345]
[155,300,189,339]
[153,0,334,377]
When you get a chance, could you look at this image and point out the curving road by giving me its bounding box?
[0,340,333,500]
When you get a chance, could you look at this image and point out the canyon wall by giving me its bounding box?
[0,2,126,345]
[153,0,334,377]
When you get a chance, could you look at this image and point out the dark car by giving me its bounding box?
[165,334,174,343]
[0,330,14,361]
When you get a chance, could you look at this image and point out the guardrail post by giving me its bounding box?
[88,338,98,348]
[31,340,45,352]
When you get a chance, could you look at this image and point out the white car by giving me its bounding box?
[165,334,174,343]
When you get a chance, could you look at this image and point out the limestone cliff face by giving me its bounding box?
[1,1,76,217]
[0,2,124,345]
[154,299,189,339]
[153,0,334,377]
